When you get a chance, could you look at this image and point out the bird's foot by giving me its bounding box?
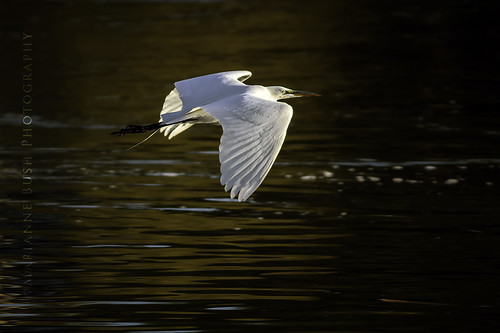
[111,124,146,136]
[111,123,163,136]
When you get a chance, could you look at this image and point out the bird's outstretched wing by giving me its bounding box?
[158,88,194,139]
[203,93,293,202]
[159,70,252,139]
[174,70,251,111]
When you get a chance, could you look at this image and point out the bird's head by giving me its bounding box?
[267,86,320,100]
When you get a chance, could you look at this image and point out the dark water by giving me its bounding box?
[1,0,500,332]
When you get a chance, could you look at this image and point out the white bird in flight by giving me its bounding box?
[113,70,319,202]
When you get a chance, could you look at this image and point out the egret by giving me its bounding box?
[112,70,319,202]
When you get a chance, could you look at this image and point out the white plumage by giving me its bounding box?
[116,70,318,202]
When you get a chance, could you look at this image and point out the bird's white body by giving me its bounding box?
[151,70,316,202]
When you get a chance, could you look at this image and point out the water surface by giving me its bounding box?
[1,0,500,332]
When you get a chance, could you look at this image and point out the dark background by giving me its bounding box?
[1,1,500,332]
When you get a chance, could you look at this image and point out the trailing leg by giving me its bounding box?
[111,123,163,136]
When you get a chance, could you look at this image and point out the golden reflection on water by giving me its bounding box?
[55,206,339,302]
[1,0,500,331]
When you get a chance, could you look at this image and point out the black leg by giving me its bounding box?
[111,123,162,136]
[111,118,198,136]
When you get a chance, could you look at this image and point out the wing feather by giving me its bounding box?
[158,71,252,139]
[203,93,293,202]
[158,88,193,139]
[221,128,276,186]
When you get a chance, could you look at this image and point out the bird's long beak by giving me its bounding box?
[291,90,321,97]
